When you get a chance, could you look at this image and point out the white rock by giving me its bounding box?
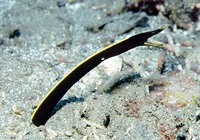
[46,128,58,139]
[81,69,102,91]
[98,56,122,76]
[12,104,23,116]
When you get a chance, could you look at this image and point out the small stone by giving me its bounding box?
[81,69,102,91]
[99,56,122,76]
[64,131,73,137]
[12,104,23,116]
[46,128,58,139]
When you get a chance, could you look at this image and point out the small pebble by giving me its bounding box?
[81,70,102,91]
[99,56,122,76]
[46,128,58,139]
[12,104,23,116]
[64,131,73,137]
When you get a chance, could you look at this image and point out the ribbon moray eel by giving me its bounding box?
[31,27,165,126]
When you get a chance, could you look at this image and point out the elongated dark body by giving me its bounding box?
[31,27,164,126]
